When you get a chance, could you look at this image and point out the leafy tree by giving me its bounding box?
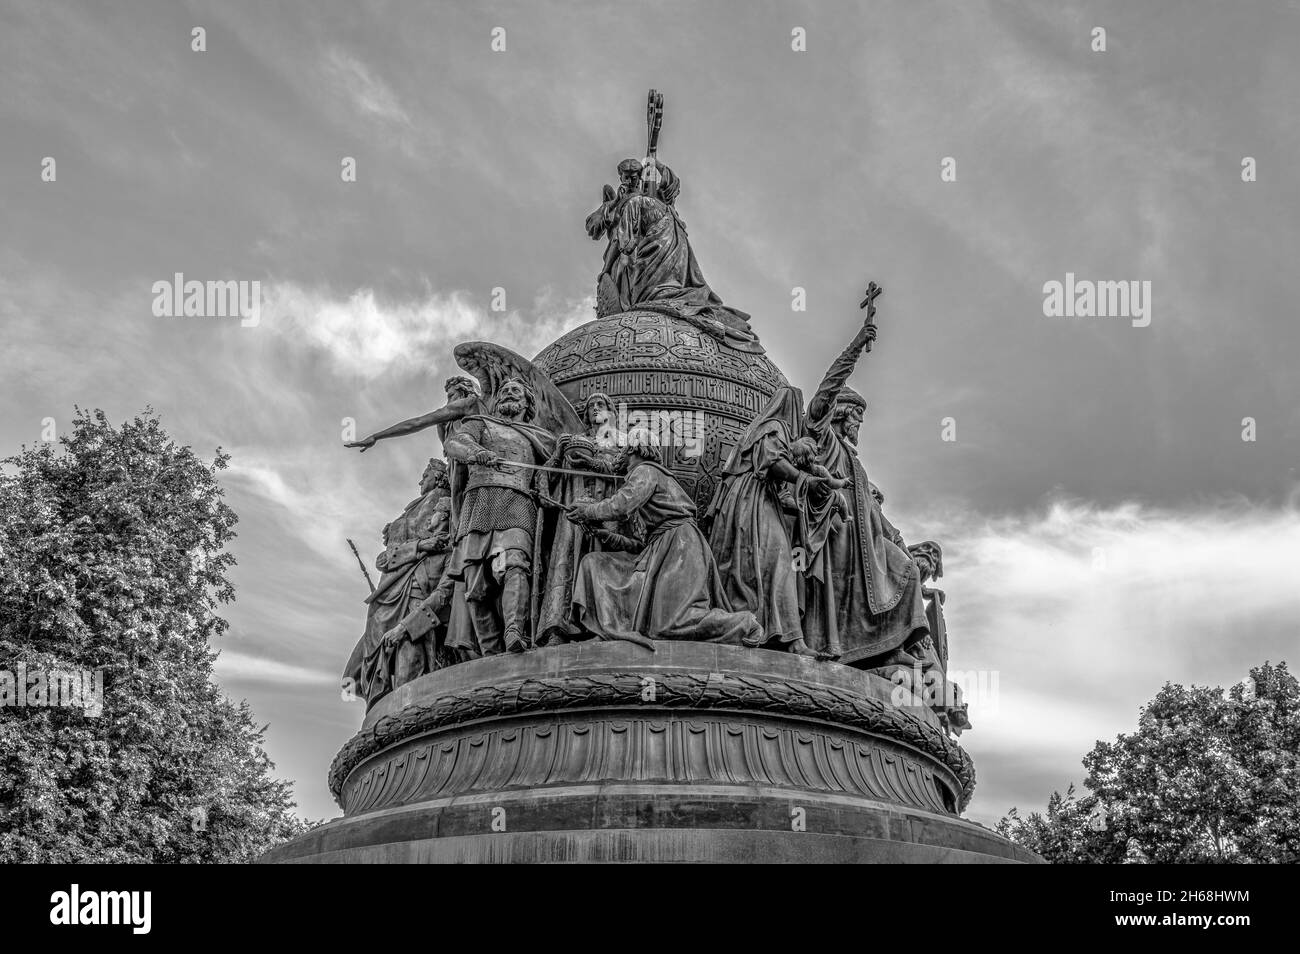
[0,408,309,862]
[997,661,1300,863]
[996,784,1124,864]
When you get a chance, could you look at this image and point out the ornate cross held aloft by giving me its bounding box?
[859,281,883,352]
[641,89,665,198]
[646,89,664,160]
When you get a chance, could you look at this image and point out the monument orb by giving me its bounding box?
[533,308,788,508]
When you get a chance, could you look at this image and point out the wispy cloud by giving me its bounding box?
[905,495,1300,824]
[321,47,411,127]
[261,281,592,377]
[215,649,337,688]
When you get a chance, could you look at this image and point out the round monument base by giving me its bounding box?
[262,787,1035,863]
[262,642,1038,864]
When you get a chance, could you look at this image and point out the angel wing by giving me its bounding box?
[453,340,584,435]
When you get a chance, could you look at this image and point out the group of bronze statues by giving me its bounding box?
[341,309,965,734]
[341,120,969,735]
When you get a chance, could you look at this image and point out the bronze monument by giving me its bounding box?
[265,91,1032,864]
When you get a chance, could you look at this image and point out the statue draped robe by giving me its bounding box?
[802,332,929,665]
[613,193,763,352]
[706,388,805,645]
[571,462,760,647]
[588,184,637,317]
[535,435,623,646]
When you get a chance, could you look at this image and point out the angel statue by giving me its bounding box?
[583,92,763,352]
[585,159,645,317]
[589,159,764,354]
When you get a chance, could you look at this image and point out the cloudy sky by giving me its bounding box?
[2,0,1298,827]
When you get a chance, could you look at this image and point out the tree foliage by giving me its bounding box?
[0,408,309,862]
[997,661,1300,863]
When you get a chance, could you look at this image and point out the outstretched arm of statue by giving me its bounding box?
[346,395,478,452]
[807,316,879,426]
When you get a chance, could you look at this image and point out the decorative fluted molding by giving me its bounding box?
[330,669,975,811]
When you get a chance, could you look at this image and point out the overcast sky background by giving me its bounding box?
[3,0,1298,828]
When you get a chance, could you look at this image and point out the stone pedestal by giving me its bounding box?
[262,642,1037,863]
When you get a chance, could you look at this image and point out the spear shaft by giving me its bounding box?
[347,538,376,593]
[492,459,623,482]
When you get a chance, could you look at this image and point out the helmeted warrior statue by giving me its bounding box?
[442,378,557,654]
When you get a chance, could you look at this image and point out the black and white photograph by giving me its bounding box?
[0,0,1293,931]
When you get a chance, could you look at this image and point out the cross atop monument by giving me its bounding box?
[641,89,665,198]
[859,281,883,352]
[646,89,664,157]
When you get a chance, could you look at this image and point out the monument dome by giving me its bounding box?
[533,308,788,508]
